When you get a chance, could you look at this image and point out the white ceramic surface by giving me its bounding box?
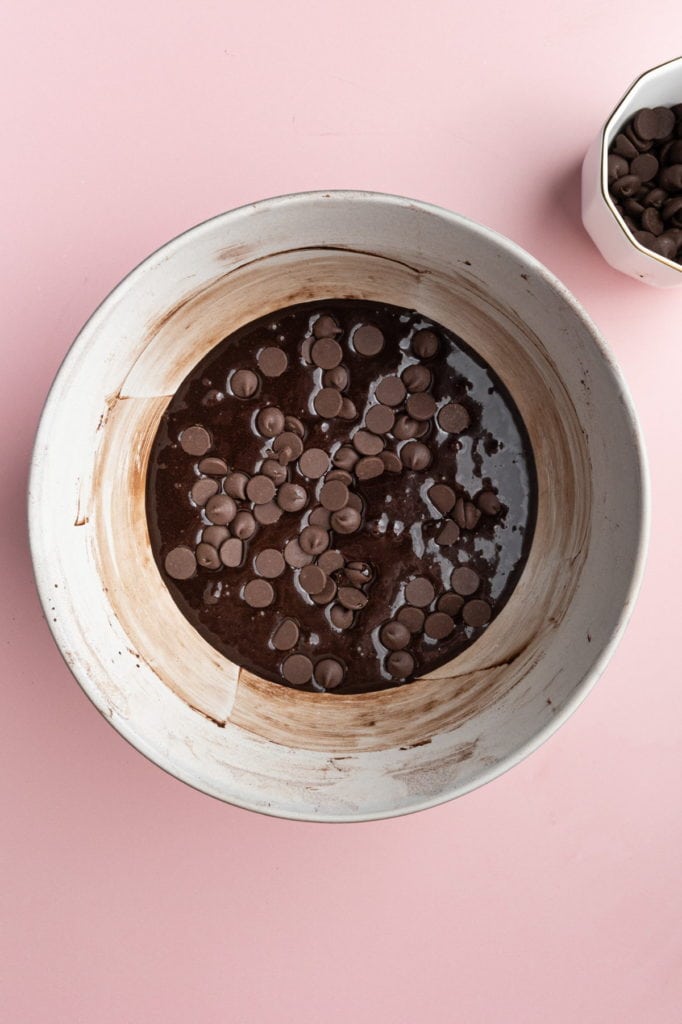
[28,190,648,821]
[582,56,682,287]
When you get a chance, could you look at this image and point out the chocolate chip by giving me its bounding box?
[396,605,425,633]
[320,480,349,511]
[256,406,285,438]
[179,425,212,456]
[333,445,359,471]
[261,459,288,485]
[437,593,464,617]
[299,448,330,479]
[633,229,658,248]
[607,153,630,183]
[641,207,664,235]
[202,524,229,547]
[311,576,338,605]
[330,604,354,629]
[282,653,313,685]
[232,510,257,539]
[272,431,304,464]
[660,164,682,191]
[353,430,384,456]
[405,576,435,607]
[365,404,396,434]
[379,620,411,650]
[454,497,480,530]
[406,393,436,421]
[230,369,259,398]
[355,456,385,480]
[654,233,680,259]
[254,500,282,525]
[326,469,353,485]
[284,538,313,568]
[614,133,638,160]
[299,564,328,595]
[624,198,645,217]
[386,650,415,678]
[331,505,362,534]
[462,599,491,627]
[634,106,675,141]
[645,187,667,208]
[191,478,219,506]
[219,537,244,568]
[314,387,343,418]
[424,612,455,639]
[663,196,682,221]
[196,542,221,570]
[299,525,330,555]
[411,328,439,359]
[164,546,196,580]
[631,153,659,181]
[243,578,274,608]
[401,364,432,392]
[477,490,501,515]
[309,505,332,528]
[300,337,313,363]
[353,323,384,356]
[345,492,363,512]
[257,346,288,377]
[338,586,368,610]
[254,548,286,578]
[381,450,403,474]
[318,549,345,574]
[323,365,349,390]
[315,658,344,689]
[313,314,342,338]
[246,474,276,505]
[311,338,343,369]
[375,376,406,407]
[205,494,237,525]
[277,482,308,512]
[612,174,641,199]
[224,471,249,499]
[338,397,358,420]
[284,415,305,437]
[451,565,480,595]
[272,618,300,651]
[400,441,432,470]
[428,483,457,515]
[436,520,460,545]
[198,457,228,475]
[393,415,422,440]
[438,402,470,433]
[625,123,652,152]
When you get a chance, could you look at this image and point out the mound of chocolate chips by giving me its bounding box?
[608,102,682,263]
[147,300,536,694]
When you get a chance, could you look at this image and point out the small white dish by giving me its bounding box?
[582,56,682,287]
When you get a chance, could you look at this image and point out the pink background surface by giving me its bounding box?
[2,3,681,1021]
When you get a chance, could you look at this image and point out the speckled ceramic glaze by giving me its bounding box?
[29,190,648,820]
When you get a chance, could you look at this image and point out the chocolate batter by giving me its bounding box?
[146,300,537,693]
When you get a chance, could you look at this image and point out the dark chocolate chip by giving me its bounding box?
[314,387,343,418]
[607,153,630,183]
[462,599,491,627]
[400,441,432,470]
[311,338,343,369]
[663,196,682,221]
[438,402,470,433]
[282,653,313,685]
[428,483,457,515]
[437,593,464,617]
[164,546,197,580]
[613,133,638,160]
[424,612,455,639]
[660,164,682,191]
[631,153,659,181]
[179,425,212,456]
[353,323,384,356]
[386,650,415,678]
[405,576,435,607]
[257,346,288,377]
[401,364,432,392]
[406,393,436,421]
[396,605,425,633]
[315,658,345,689]
[477,490,502,515]
[254,548,286,578]
[191,478,219,506]
[230,369,259,398]
[243,578,274,608]
[634,106,675,141]
[611,174,641,199]
[641,207,664,235]
[411,328,439,359]
[219,537,244,568]
[375,376,406,407]
[205,494,237,525]
[246,474,276,505]
[299,448,330,479]
[379,621,411,650]
[644,188,667,208]
[277,482,308,512]
[256,406,285,437]
[272,618,300,651]
[451,565,480,596]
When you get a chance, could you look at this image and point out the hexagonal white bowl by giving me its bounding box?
[29,190,648,821]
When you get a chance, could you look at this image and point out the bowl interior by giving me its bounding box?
[30,192,646,819]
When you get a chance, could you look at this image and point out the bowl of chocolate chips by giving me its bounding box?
[582,55,682,286]
[29,190,647,820]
